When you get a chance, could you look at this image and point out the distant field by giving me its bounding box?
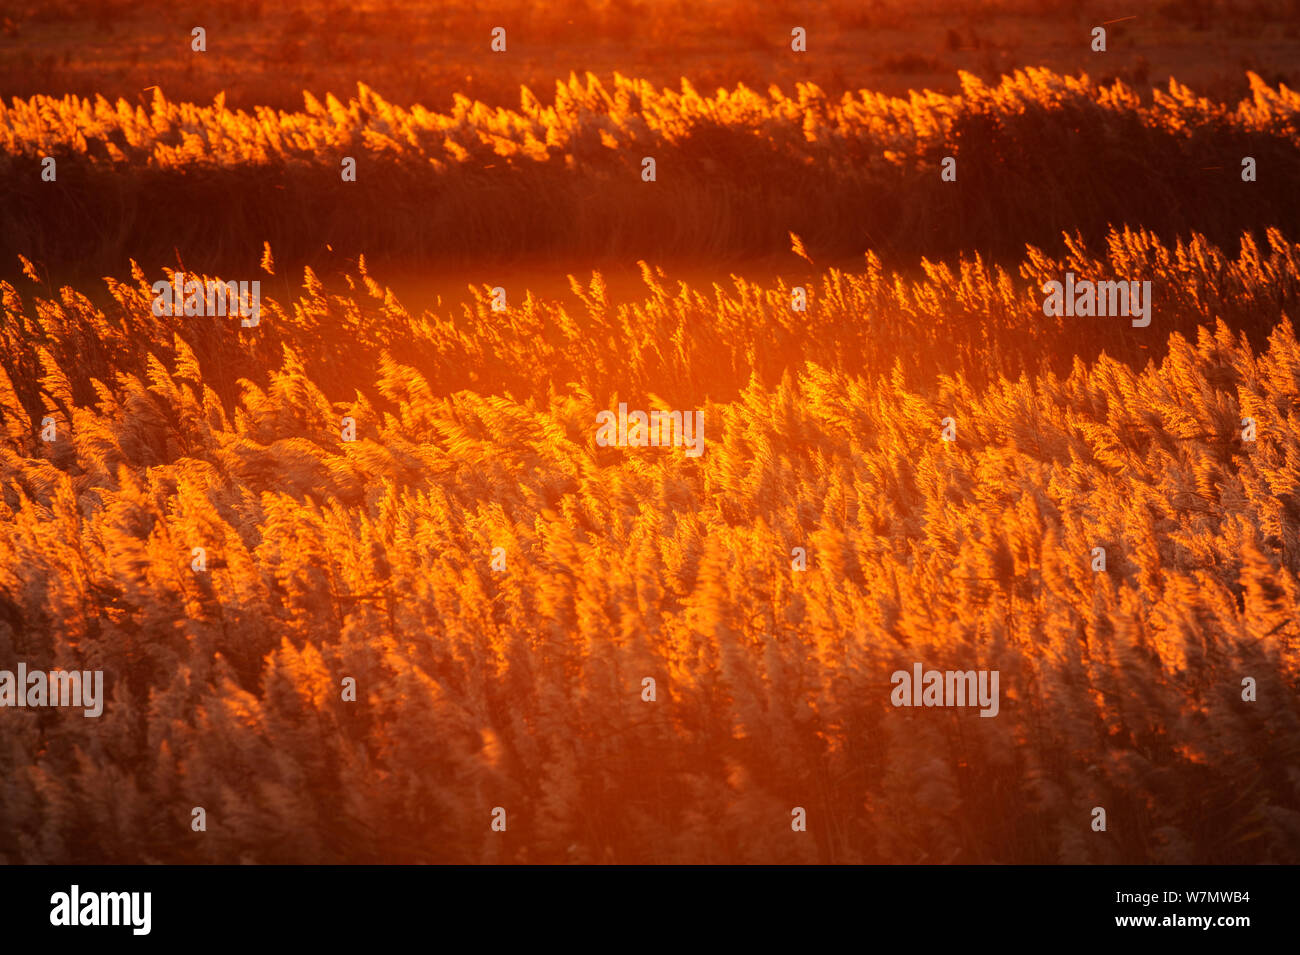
[7,1,1300,285]
[4,0,1299,113]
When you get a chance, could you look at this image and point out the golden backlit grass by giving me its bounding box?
[3,68,1299,270]
[1,221,1298,862]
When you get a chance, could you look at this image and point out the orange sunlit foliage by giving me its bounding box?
[1,210,1298,862]
[3,69,1295,170]
[3,68,1299,271]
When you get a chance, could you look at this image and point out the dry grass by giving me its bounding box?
[2,68,1299,275]
[3,8,1298,860]
[0,220,1298,862]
